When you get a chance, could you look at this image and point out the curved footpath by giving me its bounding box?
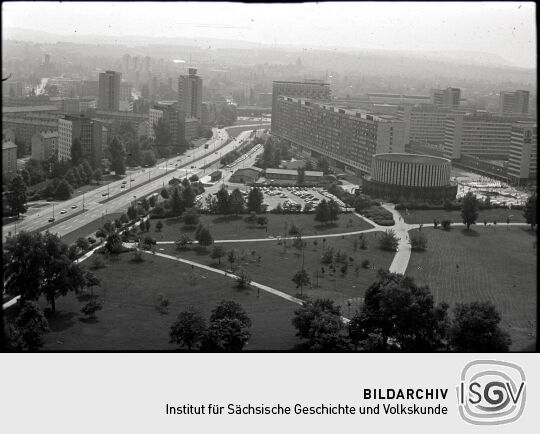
[3,208,530,313]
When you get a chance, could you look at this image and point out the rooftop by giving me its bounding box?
[2,140,17,150]
[374,153,450,165]
[266,168,324,176]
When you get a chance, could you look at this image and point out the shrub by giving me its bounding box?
[81,299,102,319]
[131,250,145,263]
[95,229,106,238]
[87,236,96,244]
[409,230,428,251]
[441,219,452,230]
[379,229,399,251]
[361,259,370,269]
[361,206,395,226]
[90,255,106,269]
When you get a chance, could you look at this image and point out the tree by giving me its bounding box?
[292,268,311,292]
[292,299,350,351]
[317,158,330,174]
[153,118,171,149]
[247,187,264,213]
[71,138,83,165]
[161,187,169,199]
[461,191,479,230]
[328,199,340,223]
[169,188,185,217]
[81,299,102,319]
[169,307,207,350]
[379,229,399,251]
[182,185,197,208]
[141,150,156,167]
[92,168,102,184]
[449,302,511,352]
[210,300,252,329]
[7,301,49,350]
[127,206,137,221]
[409,230,427,251]
[156,221,163,232]
[235,267,252,289]
[109,136,126,175]
[348,271,449,351]
[175,234,193,250]
[441,219,452,230]
[229,188,245,215]
[75,237,90,252]
[7,175,28,218]
[227,249,237,271]
[210,244,226,265]
[305,161,313,171]
[216,186,230,214]
[204,317,251,351]
[297,167,306,185]
[183,208,200,227]
[257,216,268,227]
[197,227,214,249]
[189,174,199,182]
[145,219,151,232]
[523,194,537,230]
[314,199,331,225]
[55,179,73,200]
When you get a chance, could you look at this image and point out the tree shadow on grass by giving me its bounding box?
[460,228,480,237]
[45,311,78,332]
[79,316,99,324]
[194,246,210,256]
[76,293,94,302]
[314,223,339,231]
[164,217,182,226]
[212,215,243,224]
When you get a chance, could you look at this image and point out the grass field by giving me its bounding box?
[152,213,373,242]
[160,231,394,315]
[402,208,526,225]
[405,227,537,351]
[30,254,300,351]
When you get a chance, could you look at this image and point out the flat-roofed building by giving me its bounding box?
[98,70,121,111]
[31,131,58,161]
[443,113,521,161]
[57,115,94,162]
[2,140,18,177]
[499,90,530,114]
[178,68,203,119]
[265,168,324,183]
[507,122,537,185]
[397,104,452,146]
[229,167,263,184]
[271,80,331,131]
[272,96,405,176]
[431,87,461,108]
[1,117,58,148]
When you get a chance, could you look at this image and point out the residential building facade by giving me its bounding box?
[272,96,405,176]
[499,90,530,114]
[31,131,58,161]
[178,68,203,119]
[98,70,121,111]
[507,122,537,185]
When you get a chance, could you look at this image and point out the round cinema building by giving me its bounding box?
[362,154,457,202]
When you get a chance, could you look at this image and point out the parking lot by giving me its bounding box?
[260,186,346,212]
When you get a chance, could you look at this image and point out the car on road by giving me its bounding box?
[102,192,108,196]
[60,209,67,214]
[121,185,125,189]
[191,165,196,168]
[122,180,127,184]
[131,178,135,181]
[71,205,77,209]
[48,218,55,223]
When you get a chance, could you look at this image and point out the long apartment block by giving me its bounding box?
[272,96,405,176]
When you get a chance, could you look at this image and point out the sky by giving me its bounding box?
[2,1,537,68]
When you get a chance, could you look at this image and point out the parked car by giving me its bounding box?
[60,209,67,214]
[71,205,77,209]
[48,218,55,223]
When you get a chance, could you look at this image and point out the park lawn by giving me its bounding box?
[60,212,123,246]
[34,253,299,351]
[405,227,537,351]
[152,213,373,242]
[160,232,394,316]
[401,208,526,225]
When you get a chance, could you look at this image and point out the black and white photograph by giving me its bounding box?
[1,1,536,354]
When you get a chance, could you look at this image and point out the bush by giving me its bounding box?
[95,229,106,238]
[409,230,428,251]
[87,236,96,244]
[379,229,399,252]
[90,255,106,269]
[130,250,145,263]
[441,219,452,230]
[361,206,395,226]
[361,259,371,269]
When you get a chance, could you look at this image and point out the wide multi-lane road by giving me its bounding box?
[3,123,269,240]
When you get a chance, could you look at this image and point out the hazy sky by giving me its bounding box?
[2,1,537,68]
